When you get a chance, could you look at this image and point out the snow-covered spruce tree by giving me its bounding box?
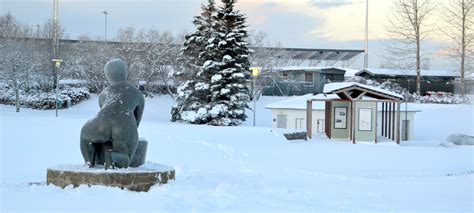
[204,0,251,126]
[171,0,217,123]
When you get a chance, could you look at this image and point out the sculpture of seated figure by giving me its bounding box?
[80,59,145,168]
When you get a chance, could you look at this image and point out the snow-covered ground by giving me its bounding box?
[1,95,473,212]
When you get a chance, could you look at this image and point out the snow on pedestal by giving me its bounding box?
[46,162,175,192]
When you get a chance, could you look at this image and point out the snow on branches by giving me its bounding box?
[172,0,251,126]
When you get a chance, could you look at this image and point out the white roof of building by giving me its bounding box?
[274,66,360,77]
[467,72,474,80]
[275,66,354,72]
[342,68,360,77]
[357,68,459,77]
[313,93,340,100]
[323,82,404,99]
[265,94,325,110]
[265,94,420,111]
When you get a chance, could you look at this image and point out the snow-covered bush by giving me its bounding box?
[138,81,177,97]
[283,132,308,141]
[0,86,90,110]
[345,76,470,104]
[447,134,474,146]
[412,92,470,104]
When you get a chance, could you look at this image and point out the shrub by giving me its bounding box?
[0,86,90,110]
[345,77,470,104]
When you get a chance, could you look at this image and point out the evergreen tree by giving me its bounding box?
[171,0,216,123]
[172,0,251,126]
[204,0,251,126]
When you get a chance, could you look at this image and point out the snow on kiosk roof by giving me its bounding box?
[323,82,404,100]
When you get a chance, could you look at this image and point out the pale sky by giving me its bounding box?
[0,0,454,69]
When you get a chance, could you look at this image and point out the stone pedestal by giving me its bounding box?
[130,139,148,167]
[47,163,175,192]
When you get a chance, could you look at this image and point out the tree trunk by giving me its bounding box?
[15,83,20,113]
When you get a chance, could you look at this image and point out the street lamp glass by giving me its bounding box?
[250,67,260,77]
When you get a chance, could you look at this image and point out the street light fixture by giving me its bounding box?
[250,67,261,127]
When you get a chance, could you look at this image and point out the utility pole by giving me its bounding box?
[52,0,61,117]
[364,0,369,69]
[103,11,108,43]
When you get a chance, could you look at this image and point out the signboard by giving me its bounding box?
[358,108,372,131]
[334,107,347,129]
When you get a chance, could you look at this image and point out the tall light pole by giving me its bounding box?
[102,11,108,42]
[52,0,61,117]
[364,0,369,69]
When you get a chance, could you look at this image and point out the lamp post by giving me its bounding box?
[53,59,63,117]
[102,11,108,42]
[364,0,369,69]
[52,0,61,117]
[250,67,261,127]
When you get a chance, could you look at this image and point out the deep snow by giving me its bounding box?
[1,95,473,212]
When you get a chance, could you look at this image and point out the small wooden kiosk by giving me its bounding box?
[306,82,404,144]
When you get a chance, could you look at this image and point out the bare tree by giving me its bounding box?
[115,26,147,84]
[247,30,292,97]
[247,30,330,96]
[116,27,181,97]
[141,30,180,98]
[38,19,67,89]
[384,0,435,95]
[0,12,44,112]
[64,35,113,93]
[0,38,42,112]
[1,12,68,89]
[36,19,66,40]
[442,0,474,96]
[0,12,33,38]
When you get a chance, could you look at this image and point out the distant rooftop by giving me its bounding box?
[357,68,459,77]
[257,47,364,61]
[273,66,360,77]
[1,37,363,62]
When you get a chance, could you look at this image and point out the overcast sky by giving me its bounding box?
[1,0,454,70]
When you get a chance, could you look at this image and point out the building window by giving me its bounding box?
[281,72,288,79]
[304,72,313,85]
[295,118,304,129]
[277,114,287,128]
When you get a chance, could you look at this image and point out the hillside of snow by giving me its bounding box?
[1,95,473,212]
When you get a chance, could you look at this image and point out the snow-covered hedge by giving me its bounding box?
[283,132,308,141]
[447,134,474,146]
[411,91,470,104]
[345,76,470,104]
[0,86,90,110]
